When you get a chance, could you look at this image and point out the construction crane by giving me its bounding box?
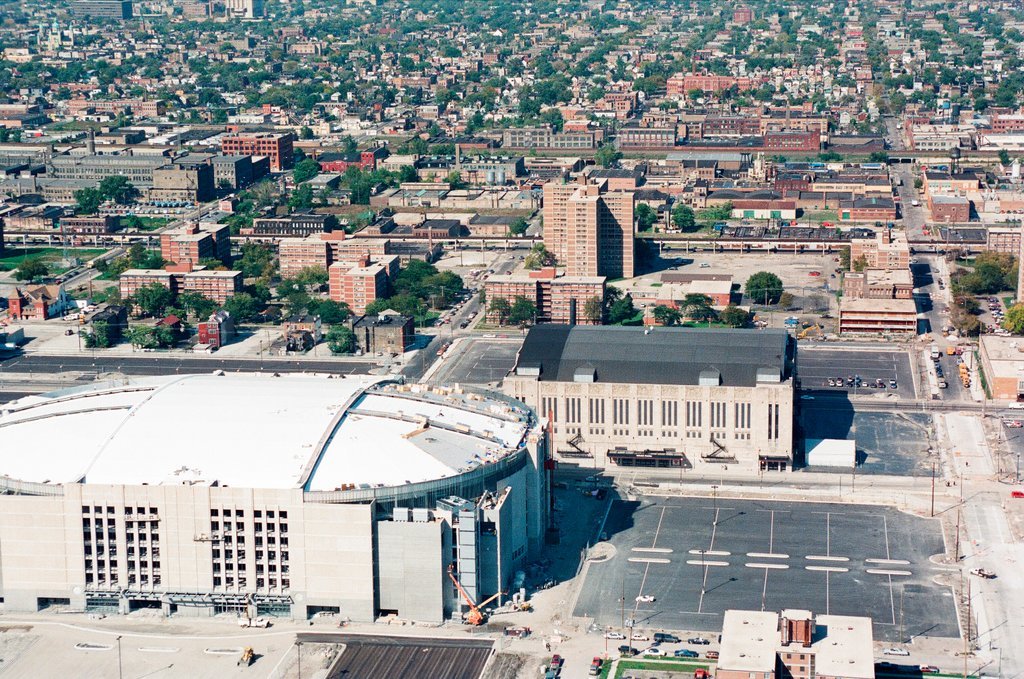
[447,565,504,625]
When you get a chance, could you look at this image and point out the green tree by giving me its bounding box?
[177,292,218,321]
[1003,304,1024,334]
[583,296,603,324]
[74,187,104,215]
[745,271,784,305]
[852,255,869,272]
[489,296,512,325]
[508,296,538,325]
[868,151,890,163]
[130,282,174,317]
[508,216,530,236]
[446,170,467,189]
[839,246,851,270]
[672,204,697,231]
[292,158,321,183]
[127,326,157,349]
[594,146,623,168]
[83,321,115,348]
[720,305,751,328]
[223,292,260,322]
[326,325,356,354]
[680,293,715,321]
[606,288,636,324]
[288,183,315,210]
[308,299,351,324]
[698,203,733,223]
[1000,149,1012,166]
[237,242,276,280]
[524,243,556,269]
[98,176,139,204]
[652,304,683,326]
[636,203,658,231]
[299,126,315,140]
[14,256,49,281]
[778,291,795,308]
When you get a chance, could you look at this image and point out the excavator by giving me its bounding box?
[447,565,504,625]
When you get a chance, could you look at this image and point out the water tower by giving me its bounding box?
[949,147,961,175]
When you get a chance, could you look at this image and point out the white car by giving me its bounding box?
[641,647,666,657]
[882,647,910,656]
[605,631,626,640]
[636,594,656,603]
[631,632,649,641]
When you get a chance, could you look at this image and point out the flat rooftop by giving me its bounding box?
[512,325,794,387]
[0,374,535,490]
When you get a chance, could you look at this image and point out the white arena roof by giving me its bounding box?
[0,373,535,490]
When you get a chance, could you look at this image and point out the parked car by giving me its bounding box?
[631,633,649,641]
[605,631,626,640]
[704,651,719,659]
[688,637,710,645]
[970,568,996,579]
[674,649,699,658]
[1012,491,1024,499]
[919,665,940,674]
[635,594,655,603]
[617,645,636,656]
[641,647,666,657]
[882,647,911,656]
[654,633,680,643]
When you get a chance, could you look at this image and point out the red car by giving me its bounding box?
[1012,491,1024,499]
[705,650,719,659]
[808,271,821,277]
[550,655,564,668]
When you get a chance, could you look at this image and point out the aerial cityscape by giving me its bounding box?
[0,0,1021,677]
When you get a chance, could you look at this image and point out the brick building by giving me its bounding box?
[484,268,606,325]
[221,132,295,172]
[929,195,971,222]
[666,73,754,97]
[60,215,120,234]
[543,175,634,279]
[160,222,231,266]
[842,269,914,300]
[328,255,400,314]
[120,265,242,308]
[838,297,918,334]
[838,196,897,222]
[849,230,910,270]
[7,285,73,320]
[246,213,332,238]
[350,311,414,355]
[197,310,236,349]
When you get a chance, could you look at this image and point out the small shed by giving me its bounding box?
[805,439,856,468]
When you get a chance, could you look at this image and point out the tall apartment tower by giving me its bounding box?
[543,176,634,279]
[225,0,264,18]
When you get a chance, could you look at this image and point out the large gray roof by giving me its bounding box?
[513,325,794,387]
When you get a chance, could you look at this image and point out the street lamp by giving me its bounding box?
[116,635,123,679]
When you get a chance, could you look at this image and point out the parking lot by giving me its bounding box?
[574,497,957,642]
[799,403,938,476]
[799,347,916,399]
[428,337,523,385]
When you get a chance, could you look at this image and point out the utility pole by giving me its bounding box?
[116,635,123,679]
[955,506,961,562]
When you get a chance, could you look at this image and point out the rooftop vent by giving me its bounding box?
[698,368,721,386]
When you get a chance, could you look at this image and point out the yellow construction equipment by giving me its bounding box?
[238,647,254,667]
[798,324,822,340]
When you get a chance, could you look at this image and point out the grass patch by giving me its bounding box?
[804,210,839,223]
[1004,296,1016,309]
[121,216,169,232]
[614,658,714,678]
[0,247,107,272]
[613,310,645,326]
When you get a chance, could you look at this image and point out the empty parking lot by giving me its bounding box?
[574,497,957,642]
[428,337,522,385]
[321,635,493,679]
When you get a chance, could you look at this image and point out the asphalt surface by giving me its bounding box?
[428,337,523,385]
[574,497,958,642]
[298,634,493,679]
[801,404,938,476]
[798,348,916,399]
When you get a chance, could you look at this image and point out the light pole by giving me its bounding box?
[116,635,123,679]
[296,640,303,679]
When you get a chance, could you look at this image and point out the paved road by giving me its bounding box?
[891,164,929,240]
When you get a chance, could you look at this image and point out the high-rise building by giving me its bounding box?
[543,176,635,279]
[221,132,294,172]
[225,0,264,18]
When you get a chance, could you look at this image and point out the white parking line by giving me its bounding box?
[632,547,673,553]
[628,557,671,564]
[747,552,789,559]
[867,568,913,576]
[806,566,849,573]
[806,555,850,562]
[689,549,731,556]
[686,560,729,567]
[746,563,790,570]
[866,558,910,565]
